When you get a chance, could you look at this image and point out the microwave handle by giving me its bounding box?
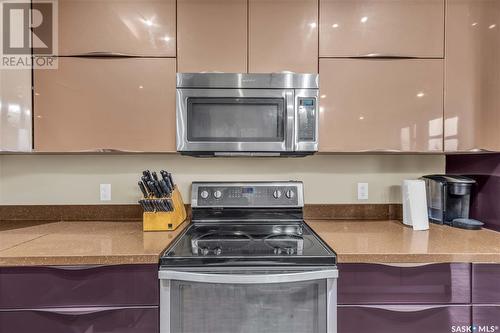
[286,89,296,151]
[159,269,338,284]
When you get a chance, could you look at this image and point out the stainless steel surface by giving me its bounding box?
[160,180,336,333]
[159,269,338,284]
[159,267,338,333]
[177,73,319,89]
[191,181,304,208]
[176,73,319,155]
[295,88,319,152]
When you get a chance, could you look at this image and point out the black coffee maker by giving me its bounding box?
[421,175,484,230]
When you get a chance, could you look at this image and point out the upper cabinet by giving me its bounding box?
[177,0,247,73]
[0,69,32,152]
[319,0,445,58]
[444,0,500,152]
[319,59,444,152]
[34,58,177,152]
[249,0,318,73]
[58,0,176,56]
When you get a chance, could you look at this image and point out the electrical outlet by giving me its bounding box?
[357,183,368,200]
[100,184,111,201]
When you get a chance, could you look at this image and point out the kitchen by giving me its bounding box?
[1,0,500,332]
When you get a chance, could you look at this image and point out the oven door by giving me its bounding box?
[159,267,337,333]
[176,89,294,154]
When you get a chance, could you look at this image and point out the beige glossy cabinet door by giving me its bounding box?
[34,58,176,152]
[319,59,444,152]
[58,0,176,56]
[445,0,500,152]
[0,69,32,152]
[249,0,318,73]
[320,0,445,58]
[178,0,247,73]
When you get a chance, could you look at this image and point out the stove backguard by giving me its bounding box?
[191,181,305,223]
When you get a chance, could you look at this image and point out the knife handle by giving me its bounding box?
[149,181,162,198]
[159,180,171,197]
[152,171,159,182]
[167,173,175,188]
[138,181,148,198]
[160,170,173,190]
[141,176,152,194]
[166,199,174,212]
[154,181,165,197]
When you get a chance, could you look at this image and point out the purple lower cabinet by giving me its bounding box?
[472,264,500,304]
[338,263,471,305]
[472,306,500,330]
[338,305,471,333]
[0,306,159,333]
[0,264,158,309]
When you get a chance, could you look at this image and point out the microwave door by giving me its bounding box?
[177,89,294,153]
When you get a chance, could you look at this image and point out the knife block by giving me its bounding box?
[142,186,187,232]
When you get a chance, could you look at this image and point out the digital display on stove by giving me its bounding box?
[241,187,254,194]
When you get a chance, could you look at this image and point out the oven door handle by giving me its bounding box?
[159,269,338,284]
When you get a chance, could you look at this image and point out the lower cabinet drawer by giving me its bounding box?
[338,305,471,333]
[472,264,500,303]
[0,306,158,333]
[473,305,500,330]
[0,264,158,309]
[338,263,471,304]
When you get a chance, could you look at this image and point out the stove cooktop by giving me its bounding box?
[160,221,336,267]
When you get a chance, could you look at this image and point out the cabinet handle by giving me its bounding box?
[349,54,419,59]
[339,305,467,313]
[71,52,135,58]
[377,263,435,268]
[28,306,156,316]
[46,265,104,271]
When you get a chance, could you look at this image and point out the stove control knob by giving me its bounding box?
[285,247,295,255]
[200,190,209,199]
[214,190,222,199]
[285,190,295,199]
[200,247,210,256]
[273,190,282,199]
[213,247,222,256]
[273,247,282,255]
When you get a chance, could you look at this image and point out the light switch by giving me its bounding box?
[357,183,368,200]
[100,184,111,201]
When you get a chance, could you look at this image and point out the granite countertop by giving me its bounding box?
[307,220,500,263]
[0,220,189,266]
[1,219,500,266]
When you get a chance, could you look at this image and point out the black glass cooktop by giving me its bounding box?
[160,222,336,267]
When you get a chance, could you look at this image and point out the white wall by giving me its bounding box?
[0,154,444,205]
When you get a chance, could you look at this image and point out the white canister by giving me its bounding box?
[402,179,430,231]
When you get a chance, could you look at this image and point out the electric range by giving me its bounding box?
[159,181,338,333]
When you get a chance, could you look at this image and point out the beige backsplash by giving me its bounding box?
[0,154,444,205]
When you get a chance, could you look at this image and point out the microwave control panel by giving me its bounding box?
[297,97,316,141]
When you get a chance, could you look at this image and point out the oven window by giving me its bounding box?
[186,98,285,142]
[170,280,327,333]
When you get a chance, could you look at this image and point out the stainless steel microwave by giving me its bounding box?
[176,73,319,157]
